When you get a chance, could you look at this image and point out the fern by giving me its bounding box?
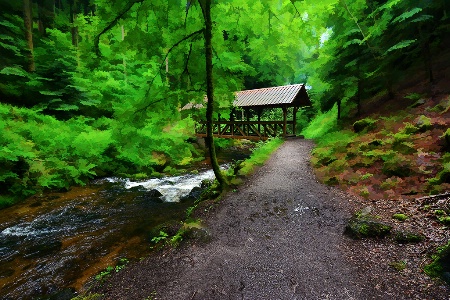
[392,8,422,23]
[384,39,417,54]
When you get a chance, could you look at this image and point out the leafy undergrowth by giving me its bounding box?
[310,94,450,200]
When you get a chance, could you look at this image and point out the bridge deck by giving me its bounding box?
[195,120,296,140]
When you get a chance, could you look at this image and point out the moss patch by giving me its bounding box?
[424,241,450,284]
[392,213,409,221]
[345,211,392,239]
[394,231,424,243]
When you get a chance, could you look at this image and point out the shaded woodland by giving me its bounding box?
[0,0,449,206]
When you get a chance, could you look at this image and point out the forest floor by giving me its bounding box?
[92,139,449,299]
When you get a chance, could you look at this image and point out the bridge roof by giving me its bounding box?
[233,84,310,108]
[181,84,311,111]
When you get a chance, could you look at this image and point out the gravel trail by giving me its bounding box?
[96,139,399,299]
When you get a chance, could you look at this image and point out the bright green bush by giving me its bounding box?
[0,103,199,206]
[301,104,338,139]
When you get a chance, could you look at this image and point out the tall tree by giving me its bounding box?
[23,0,35,72]
[199,0,227,189]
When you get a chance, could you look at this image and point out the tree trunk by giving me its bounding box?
[70,0,78,47]
[200,0,227,190]
[337,99,341,120]
[37,0,55,36]
[23,0,35,72]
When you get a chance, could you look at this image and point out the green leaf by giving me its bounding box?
[0,66,28,77]
[384,39,417,54]
[411,15,433,23]
[55,104,79,111]
[392,8,422,23]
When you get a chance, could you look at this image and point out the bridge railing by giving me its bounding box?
[195,120,295,140]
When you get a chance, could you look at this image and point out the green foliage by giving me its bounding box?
[424,241,450,284]
[0,195,16,209]
[405,93,424,101]
[151,231,169,244]
[415,115,433,132]
[392,213,409,221]
[94,258,128,282]
[353,118,378,133]
[428,154,450,186]
[301,105,338,139]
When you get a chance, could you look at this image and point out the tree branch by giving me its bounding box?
[135,28,205,114]
[94,0,144,57]
[290,0,301,18]
[340,0,376,58]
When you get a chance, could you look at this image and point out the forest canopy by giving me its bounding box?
[0,0,448,205]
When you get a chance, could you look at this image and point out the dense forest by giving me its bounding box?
[0,0,449,207]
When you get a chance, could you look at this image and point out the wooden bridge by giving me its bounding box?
[185,84,311,141]
[196,120,297,140]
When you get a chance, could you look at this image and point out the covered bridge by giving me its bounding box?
[193,84,311,140]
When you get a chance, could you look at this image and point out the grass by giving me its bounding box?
[301,104,338,139]
[236,138,284,176]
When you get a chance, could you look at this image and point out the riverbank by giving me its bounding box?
[91,139,449,299]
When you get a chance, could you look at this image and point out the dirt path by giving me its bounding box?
[94,139,440,299]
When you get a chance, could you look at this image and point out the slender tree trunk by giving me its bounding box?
[70,0,78,47]
[200,0,227,190]
[37,0,55,36]
[356,52,361,116]
[23,0,35,72]
[337,99,341,120]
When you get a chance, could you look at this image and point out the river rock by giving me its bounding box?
[146,189,163,198]
[180,186,205,203]
[184,227,212,244]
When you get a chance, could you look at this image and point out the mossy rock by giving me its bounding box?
[415,115,433,132]
[345,213,392,239]
[438,216,450,225]
[353,118,378,133]
[183,227,212,244]
[394,231,424,243]
[424,242,450,284]
[392,213,409,221]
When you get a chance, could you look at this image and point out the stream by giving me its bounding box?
[0,164,231,300]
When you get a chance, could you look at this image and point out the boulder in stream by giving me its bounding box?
[138,189,164,203]
[180,187,203,202]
